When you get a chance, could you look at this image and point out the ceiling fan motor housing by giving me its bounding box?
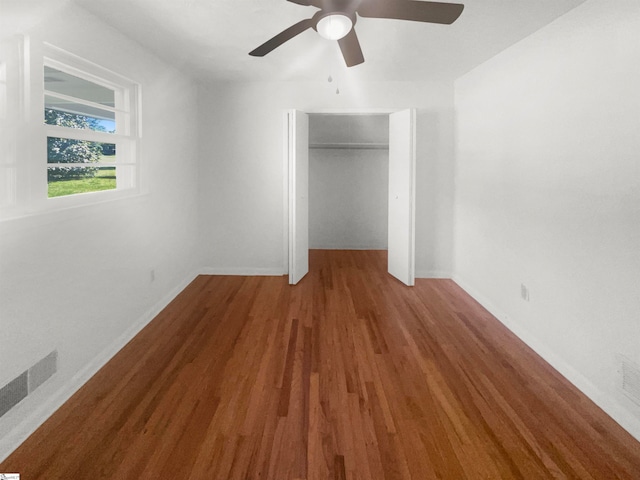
[318,0,361,14]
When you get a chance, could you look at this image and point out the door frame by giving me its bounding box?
[282,107,416,279]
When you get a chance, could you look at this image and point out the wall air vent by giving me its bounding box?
[0,351,57,418]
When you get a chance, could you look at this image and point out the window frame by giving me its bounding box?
[41,43,141,206]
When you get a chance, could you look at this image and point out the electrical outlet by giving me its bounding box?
[521,284,530,302]
[150,269,156,283]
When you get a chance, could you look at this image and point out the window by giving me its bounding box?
[43,44,140,200]
[0,40,140,220]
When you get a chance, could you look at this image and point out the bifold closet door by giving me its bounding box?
[387,109,416,286]
[288,110,309,285]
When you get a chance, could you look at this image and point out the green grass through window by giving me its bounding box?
[48,167,116,198]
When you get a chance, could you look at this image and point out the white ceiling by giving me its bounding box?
[72,0,587,82]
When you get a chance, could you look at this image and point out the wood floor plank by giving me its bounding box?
[2,250,640,479]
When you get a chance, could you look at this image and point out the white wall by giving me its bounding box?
[309,148,388,249]
[309,114,389,146]
[0,1,200,459]
[454,0,640,439]
[197,81,455,277]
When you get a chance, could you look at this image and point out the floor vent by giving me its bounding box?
[0,350,57,419]
[621,357,640,407]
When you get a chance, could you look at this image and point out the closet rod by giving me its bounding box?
[309,143,389,150]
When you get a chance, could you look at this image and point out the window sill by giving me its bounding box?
[0,188,149,227]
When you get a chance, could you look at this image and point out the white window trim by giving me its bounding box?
[0,38,142,220]
[42,43,141,208]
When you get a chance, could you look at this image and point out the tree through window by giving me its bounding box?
[43,48,139,199]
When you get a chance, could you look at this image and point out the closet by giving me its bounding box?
[287,109,415,286]
[308,114,389,250]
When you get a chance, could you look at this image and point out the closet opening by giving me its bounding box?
[286,108,415,286]
[308,114,390,251]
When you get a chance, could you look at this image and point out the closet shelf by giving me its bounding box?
[309,142,389,150]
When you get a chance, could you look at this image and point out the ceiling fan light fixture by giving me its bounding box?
[316,14,352,40]
[249,1,464,67]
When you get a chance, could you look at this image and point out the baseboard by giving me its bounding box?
[452,274,640,443]
[200,267,285,276]
[0,269,199,464]
[309,246,387,251]
[415,270,451,279]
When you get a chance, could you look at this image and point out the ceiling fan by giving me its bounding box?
[249,0,465,67]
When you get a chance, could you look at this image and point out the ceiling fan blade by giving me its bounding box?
[286,0,323,6]
[358,0,464,25]
[338,29,364,67]
[249,19,315,57]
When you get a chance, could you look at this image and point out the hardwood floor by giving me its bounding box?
[3,250,640,479]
